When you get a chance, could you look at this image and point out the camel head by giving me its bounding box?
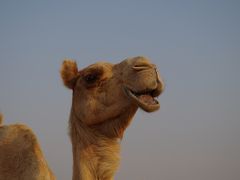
[61,56,164,126]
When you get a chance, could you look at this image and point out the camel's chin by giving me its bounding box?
[124,87,160,112]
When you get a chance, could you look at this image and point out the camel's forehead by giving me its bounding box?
[88,61,113,68]
[80,61,113,72]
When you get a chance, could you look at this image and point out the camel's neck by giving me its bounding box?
[69,107,137,180]
[70,132,120,180]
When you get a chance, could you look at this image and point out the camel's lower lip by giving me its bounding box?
[124,87,160,112]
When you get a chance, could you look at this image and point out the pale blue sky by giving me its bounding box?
[0,1,240,180]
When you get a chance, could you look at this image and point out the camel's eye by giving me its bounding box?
[83,67,104,86]
[84,73,99,84]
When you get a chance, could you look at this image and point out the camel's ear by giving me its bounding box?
[60,59,79,89]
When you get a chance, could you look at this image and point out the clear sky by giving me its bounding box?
[0,0,240,180]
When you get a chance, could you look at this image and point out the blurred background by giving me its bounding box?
[0,1,239,180]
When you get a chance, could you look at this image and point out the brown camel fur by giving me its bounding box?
[0,114,55,180]
[61,56,164,180]
[0,114,3,125]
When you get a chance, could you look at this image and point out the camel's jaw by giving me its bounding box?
[124,87,160,112]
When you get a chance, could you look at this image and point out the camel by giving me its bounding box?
[0,114,55,179]
[0,56,164,180]
[61,56,164,180]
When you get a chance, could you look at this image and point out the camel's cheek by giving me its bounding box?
[74,88,134,126]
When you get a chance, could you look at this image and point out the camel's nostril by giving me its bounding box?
[132,63,153,71]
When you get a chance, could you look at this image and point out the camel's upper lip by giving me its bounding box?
[124,86,160,112]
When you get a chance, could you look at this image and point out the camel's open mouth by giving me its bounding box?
[124,87,160,112]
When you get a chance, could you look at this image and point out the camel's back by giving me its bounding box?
[0,124,55,180]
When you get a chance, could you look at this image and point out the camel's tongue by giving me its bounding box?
[138,94,156,105]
